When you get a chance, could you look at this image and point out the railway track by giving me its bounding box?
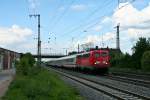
[47,67,150,100]
[111,72,150,81]
[108,72,150,88]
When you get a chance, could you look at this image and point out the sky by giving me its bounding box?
[0,0,150,55]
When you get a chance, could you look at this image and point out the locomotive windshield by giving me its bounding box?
[94,52,108,58]
[101,52,108,57]
[94,53,100,58]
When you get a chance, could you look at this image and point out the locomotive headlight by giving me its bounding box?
[95,61,100,64]
[102,61,106,63]
[102,61,108,64]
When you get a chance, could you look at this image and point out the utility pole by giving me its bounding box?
[101,33,104,48]
[71,37,74,51]
[63,48,68,55]
[66,49,68,56]
[115,23,120,50]
[29,14,41,66]
[118,0,120,8]
[78,44,80,53]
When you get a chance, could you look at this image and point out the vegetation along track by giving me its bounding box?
[108,73,150,88]
[47,67,150,100]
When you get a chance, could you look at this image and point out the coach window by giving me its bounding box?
[77,55,82,58]
[65,58,71,62]
[69,58,74,62]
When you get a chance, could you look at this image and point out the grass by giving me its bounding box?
[2,68,83,100]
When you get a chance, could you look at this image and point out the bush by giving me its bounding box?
[110,51,123,67]
[141,51,150,71]
[16,53,36,75]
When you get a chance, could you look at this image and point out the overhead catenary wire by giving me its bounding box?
[59,1,114,51]
[69,0,137,49]
[50,0,75,31]
[59,1,114,39]
[60,0,137,40]
[58,0,113,38]
[59,0,112,35]
[118,0,136,9]
[71,3,115,44]
[72,0,136,39]
[49,0,64,27]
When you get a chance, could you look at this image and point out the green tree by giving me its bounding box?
[132,38,150,69]
[120,53,133,68]
[110,51,123,67]
[141,51,150,71]
[16,53,35,75]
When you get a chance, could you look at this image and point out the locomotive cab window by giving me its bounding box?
[101,52,108,56]
[94,53,100,58]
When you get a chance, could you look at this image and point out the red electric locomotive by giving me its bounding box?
[76,49,110,71]
[47,49,110,73]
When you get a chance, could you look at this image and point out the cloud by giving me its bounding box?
[102,32,115,41]
[28,0,40,13]
[92,25,102,32]
[74,32,115,49]
[112,2,150,39]
[83,32,115,44]
[101,17,112,24]
[128,28,150,38]
[71,4,87,11]
[101,2,150,41]
[59,6,65,11]
[85,35,99,43]
[28,0,39,9]
[74,2,150,53]
[0,25,33,45]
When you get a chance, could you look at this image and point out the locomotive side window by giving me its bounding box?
[82,53,90,58]
[77,55,82,58]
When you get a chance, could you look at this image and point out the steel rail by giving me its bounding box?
[111,72,150,80]
[47,67,150,100]
[108,74,150,88]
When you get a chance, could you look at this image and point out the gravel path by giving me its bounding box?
[0,69,15,98]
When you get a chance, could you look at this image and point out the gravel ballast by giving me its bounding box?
[60,75,116,100]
